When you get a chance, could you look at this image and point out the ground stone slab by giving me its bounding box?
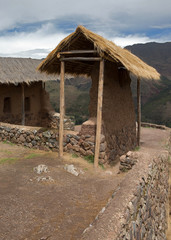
[64,164,80,176]
[33,164,48,174]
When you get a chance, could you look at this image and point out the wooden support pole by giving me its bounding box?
[137,77,141,146]
[94,59,105,168]
[21,84,25,126]
[59,61,65,158]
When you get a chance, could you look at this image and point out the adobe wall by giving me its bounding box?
[0,82,43,126]
[89,61,136,163]
[82,150,170,240]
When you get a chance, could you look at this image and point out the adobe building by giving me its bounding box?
[0,57,58,127]
[38,26,160,165]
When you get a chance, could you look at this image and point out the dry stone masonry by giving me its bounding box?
[0,123,107,163]
[47,112,75,130]
[82,150,170,240]
[119,151,138,172]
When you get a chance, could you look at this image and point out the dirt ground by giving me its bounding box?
[0,127,170,240]
[0,142,124,240]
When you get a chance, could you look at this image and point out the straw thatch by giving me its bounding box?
[0,57,56,84]
[37,25,160,80]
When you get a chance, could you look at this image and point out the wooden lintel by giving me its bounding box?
[60,57,102,62]
[57,50,98,58]
[21,84,25,126]
[137,77,141,146]
[59,61,65,158]
[94,59,105,168]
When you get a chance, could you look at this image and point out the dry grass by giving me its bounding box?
[0,57,56,84]
[38,25,160,80]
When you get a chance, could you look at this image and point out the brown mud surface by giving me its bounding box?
[0,127,170,240]
[0,142,123,240]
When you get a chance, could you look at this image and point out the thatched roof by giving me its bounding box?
[0,57,56,84]
[37,25,160,80]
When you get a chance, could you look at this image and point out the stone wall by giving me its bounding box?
[0,123,107,163]
[82,150,169,240]
[47,112,75,131]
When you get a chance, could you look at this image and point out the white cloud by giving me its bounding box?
[0,0,170,58]
[0,0,170,32]
[111,35,153,47]
[0,23,67,58]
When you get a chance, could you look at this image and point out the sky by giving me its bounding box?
[0,0,170,59]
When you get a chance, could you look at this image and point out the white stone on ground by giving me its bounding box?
[36,176,54,182]
[33,164,48,174]
[64,164,80,176]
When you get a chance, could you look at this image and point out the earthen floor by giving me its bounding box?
[0,127,170,240]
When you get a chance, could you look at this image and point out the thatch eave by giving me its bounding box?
[0,57,57,85]
[37,25,160,80]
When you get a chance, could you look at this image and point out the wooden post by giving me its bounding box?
[59,61,65,158]
[21,84,25,126]
[137,77,141,146]
[94,59,105,168]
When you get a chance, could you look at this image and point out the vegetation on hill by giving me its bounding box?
[45,79,90,124]
[126,42,171,127]
[46,42,171,127]
[126,42,171,80]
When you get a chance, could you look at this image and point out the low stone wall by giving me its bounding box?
[82,150,169,240]
[47,112,75,130]
[0,123,107,163]
[141,122,167,130]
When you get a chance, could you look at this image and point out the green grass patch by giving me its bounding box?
[83,155,105,169]
[134,146,140,151]
[0,157,18,164]
[24,153,41,159]
[99,163,105,170]
[72,153,79,158]
[84,155,94,164]
[0,150,12,154]
[2,140,15,146]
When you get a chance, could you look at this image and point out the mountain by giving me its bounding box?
[126,42,171,80]
[45,42,171,127]
[125,42,171,127]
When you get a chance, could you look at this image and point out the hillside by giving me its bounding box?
[45,41,171,126]
[126,42,171,80]
[126,42,171,127]
[45,79,90,124]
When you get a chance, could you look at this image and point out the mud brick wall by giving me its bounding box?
[90,61,136,163]
[82,151,169,240]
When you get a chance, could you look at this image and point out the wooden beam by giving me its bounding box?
[57,50,98,57]
[59,61,65,158]
[94,59,105,168]
[60,57,102,62]
[137,77,141,146]
[21,84,25,126]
